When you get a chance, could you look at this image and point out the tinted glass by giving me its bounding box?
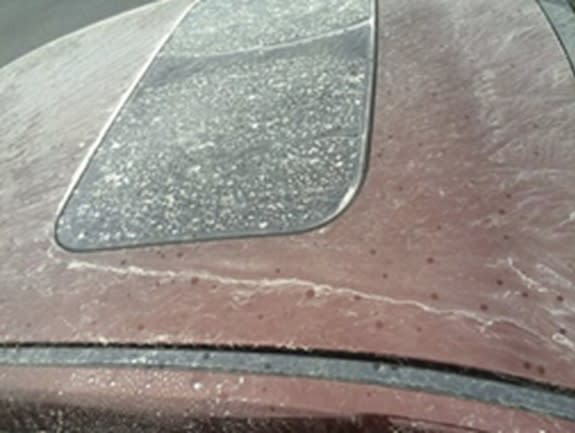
[56,0,376,251]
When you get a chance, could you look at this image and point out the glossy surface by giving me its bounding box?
[1,346,574,421]
[1,367,574,432]
[1,0,575,400]
[56,0,375,250]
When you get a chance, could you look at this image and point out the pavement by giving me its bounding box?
[0,0,155,68]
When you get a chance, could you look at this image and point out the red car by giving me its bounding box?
[1,0,574,431]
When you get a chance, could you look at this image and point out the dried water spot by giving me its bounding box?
[177,252,184,258]
[191,277,200,285]
[557,295,565,303]
[559,328,567,335]
[257,314,264,320]
[375,320,384,330]
[431,292,439,301]
[137,324,145,331]
[305,289,316,299]
[503,234,511,241]
[275,268,281,274]
[370,248,377,256]
[120,259,128,266]
[498,209,506,216]
[480,304,489,312]
[416,326,423,333]
[397,185,404,192]
[382,273,389,279]
[521,291,529,298]
[496,279,504,286]
[537,366,546,376]
[523,361,532,370]
[353,294,362,301]
[427,257,435,264]
[505,193,513,199]
[436,225,443,231]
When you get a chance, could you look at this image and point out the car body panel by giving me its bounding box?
[1,0,575,407]
[1,367,575,432]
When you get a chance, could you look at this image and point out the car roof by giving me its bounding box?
[1,0,575,393]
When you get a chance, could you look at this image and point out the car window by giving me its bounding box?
[56,0,376,251]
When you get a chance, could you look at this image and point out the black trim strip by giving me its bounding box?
[0,344,573,422]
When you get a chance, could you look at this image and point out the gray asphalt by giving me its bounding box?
[0,0,156,68]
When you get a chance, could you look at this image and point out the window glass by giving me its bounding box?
[56,0,376,251]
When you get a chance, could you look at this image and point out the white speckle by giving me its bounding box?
[552,333,574,350]
[259,221,269,229]
[193,382,203,391]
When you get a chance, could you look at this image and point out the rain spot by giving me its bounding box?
[430,292,439,300]
[375,320,384,330]
[305,289,316,299]
[427,257,435,264]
